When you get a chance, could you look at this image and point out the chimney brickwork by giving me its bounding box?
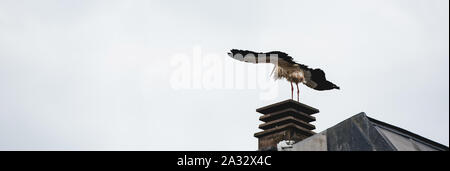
[254,99,319,151]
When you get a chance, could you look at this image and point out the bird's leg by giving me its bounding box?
[296,83,300,101]
[290,82,294,100]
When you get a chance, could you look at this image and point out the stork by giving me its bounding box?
[227,49,339,101]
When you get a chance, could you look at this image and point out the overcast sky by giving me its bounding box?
[0,0,448,150]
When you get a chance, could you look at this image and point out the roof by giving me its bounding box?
[282,113,449,151]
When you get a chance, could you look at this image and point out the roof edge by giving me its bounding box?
[367,116,449,151]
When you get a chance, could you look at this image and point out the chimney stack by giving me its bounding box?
[254,99,319,151]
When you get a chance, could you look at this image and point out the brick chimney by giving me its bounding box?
[254,99,319,151]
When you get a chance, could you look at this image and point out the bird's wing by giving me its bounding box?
[227,49,340,91]
[227,49,309,69]
[304,68,340,91]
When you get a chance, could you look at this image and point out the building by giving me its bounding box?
[254,99,448,151]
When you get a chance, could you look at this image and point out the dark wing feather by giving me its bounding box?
[309,69,340,91]
[228,49,309,70]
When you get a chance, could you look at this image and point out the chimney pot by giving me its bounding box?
[254,99,319,151]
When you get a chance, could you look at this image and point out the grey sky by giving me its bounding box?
[0,0,448,150]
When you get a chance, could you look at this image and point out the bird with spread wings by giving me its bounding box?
[227,49,339,101]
